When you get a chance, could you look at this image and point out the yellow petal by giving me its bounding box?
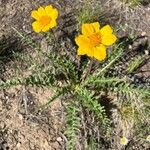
[146,135,150,142]
[32,21,42,33]
[41,19,57,32]
[37,6,46,16]
[101,34,117,46]
[75,35,90,48]
[31,10,39,20]
[49,20,57,28]
[91,22,100,32]
[41,21,57,32]
[45,5,58,19]
[45,5,53,14]
[42,24,51,32]
[100,25,113,35]
[86,48,94,57]
[51,8,59,19]
[77,48,86,55]
[82,23,95,36]
[120,137,128,145]
[93,45,106,61]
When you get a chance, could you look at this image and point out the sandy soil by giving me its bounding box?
[0,0,150,150]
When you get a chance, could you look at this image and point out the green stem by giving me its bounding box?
[82,58,94,83]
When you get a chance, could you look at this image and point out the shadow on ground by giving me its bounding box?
[0,35,23,62]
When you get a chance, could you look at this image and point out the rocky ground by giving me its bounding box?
[0,0,150,149]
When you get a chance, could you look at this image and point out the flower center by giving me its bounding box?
[39,16,51,26]
[89,33,101,47]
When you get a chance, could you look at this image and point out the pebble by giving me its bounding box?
[16,142,21,148]
[5,96,9,99]
[57,137,62,142]
[144,50,149,55]
[129,45,132,49]
[0,121,5,129]
[18,114,23,120]
[141,32,146,36]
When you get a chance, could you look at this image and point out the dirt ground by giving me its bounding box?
[0,1,69,149]
[0,0,150,150]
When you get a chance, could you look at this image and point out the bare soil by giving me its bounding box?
[0,0,150,150]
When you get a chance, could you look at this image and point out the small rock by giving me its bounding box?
[18,114,23,120]
[5,96,9,99]
[129,45,132,49]
[141,32,146,36]
[16,142,21,148]
[0,121,5,129]
[57,137,62,142]
[144,50,149,55]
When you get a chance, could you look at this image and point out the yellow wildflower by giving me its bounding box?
[75,22,117,61]
[146,135,150,142]
[120,136,128,145]
[31,5,58,33]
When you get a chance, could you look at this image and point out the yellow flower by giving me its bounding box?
[31,5,58,33]
[120,136,128,145]
[146,135,150,142]
[75,22,117,61]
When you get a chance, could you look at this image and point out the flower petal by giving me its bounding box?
[31,10,39,20]
[82,23,95,36]
[77,48,86,55]
[100,25,113,35]
[42,24,51,32]
[37,6,46,16]
[92,22,100,33]
[32,21,42,33]
[146,135,150,142]
[45,5,53,14]
[51,8,59,19]
[93,45,106,61]
[75,35,90,48]
[49,20,57,28]
[101,34,117,46]
[45,5,58,19]
[120,137,128,145]
[86,47,94,57]
[41,20,57,32]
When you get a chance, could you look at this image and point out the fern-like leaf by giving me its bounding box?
[65,101,80,150]
[76,88,110,135]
